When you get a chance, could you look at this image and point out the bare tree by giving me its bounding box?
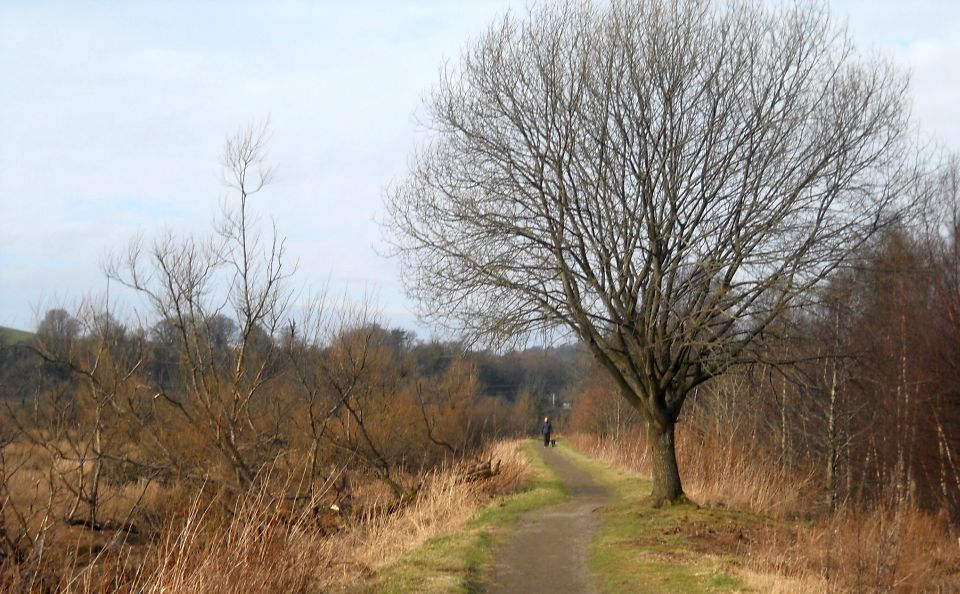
[20,301,145,530]
[922,156,960,515]
[105,122,294,488]
[319,320,417,500]
[385,0,915,502]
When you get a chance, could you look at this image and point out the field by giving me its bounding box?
[0,437,534,592]
[0,326,32,344]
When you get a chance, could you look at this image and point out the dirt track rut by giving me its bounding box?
[487,445,610,594]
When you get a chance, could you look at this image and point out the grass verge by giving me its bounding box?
[557,442,764,594]
[368,440,567,593]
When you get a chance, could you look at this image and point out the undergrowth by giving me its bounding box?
[0,440,532,593]
[569,432,960,593]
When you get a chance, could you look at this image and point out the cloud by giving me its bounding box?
[0,0,514,331]
[2,0,958,334]
[830,0,960,147]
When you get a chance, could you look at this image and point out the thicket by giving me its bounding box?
[0,125,579,591]
[0,306,581,591]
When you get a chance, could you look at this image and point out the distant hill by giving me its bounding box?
[0,326,33,345]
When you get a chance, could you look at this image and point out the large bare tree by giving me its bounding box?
[385,0,915,502]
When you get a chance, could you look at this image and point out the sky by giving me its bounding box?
[1,0,958,335]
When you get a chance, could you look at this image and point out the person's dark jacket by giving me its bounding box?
[541,421,552,435]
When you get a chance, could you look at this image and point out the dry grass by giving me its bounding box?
[747,499,960,593]
[1,439,530,593]
[569,431,960,593]
[342,439,528,580]
[569,429,818,518]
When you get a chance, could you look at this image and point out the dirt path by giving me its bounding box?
[487,444,611,594]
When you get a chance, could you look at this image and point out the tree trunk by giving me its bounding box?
[91,421,103,528]
[647,419,684,505]
[825,342,839,512]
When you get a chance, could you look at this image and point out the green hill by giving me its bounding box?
[0,326,33,345]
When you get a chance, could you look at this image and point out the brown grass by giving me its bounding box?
[1,439,529,593]
[569,428,818,517]
[569,431,960,593]
[748,499,960,593]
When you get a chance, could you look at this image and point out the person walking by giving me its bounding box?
[541,416,552,448]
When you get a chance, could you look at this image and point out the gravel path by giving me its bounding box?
[487,445,611,594]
